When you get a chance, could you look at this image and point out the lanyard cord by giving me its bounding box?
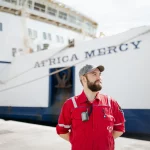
[88,104,93,116]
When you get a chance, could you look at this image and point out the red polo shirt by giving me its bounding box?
[56,91,125,150]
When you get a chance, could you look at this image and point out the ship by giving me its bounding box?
[0,0,150,135]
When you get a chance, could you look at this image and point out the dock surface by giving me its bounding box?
[0,119,149,150]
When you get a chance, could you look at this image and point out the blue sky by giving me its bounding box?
[60,0,150,36]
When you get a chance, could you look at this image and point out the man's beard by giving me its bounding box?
[86,77,102,92]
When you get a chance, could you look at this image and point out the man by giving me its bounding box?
[56,64,125,150]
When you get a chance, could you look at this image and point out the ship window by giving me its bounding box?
[84,21,93,33]
[19,0,23,6]
[43,32,47,40]
[76,17,82,25]
[43,43,49,50]
[85,21,91,29]
[33,30,37,38]
[3,0,11,3]
[4,0,17,5]
[0,23,2,31]
[11,0,17,5]
[47,7,57,16]
[3,0,17,4]
[18,48,23,54]
[90,26,95,34]
[37,45,41,51]
[12,48,16,57]
[92,27,96,35]
[34,2,45,12]
[68,15,76,24]
[56,35,60,43]
[28,28,32,37]
[59,11,67,20]
[48,33,51,40]
[28,0,32,8]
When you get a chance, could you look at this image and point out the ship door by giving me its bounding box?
[49,67,75,114]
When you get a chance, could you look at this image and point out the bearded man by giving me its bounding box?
[56,64,125,150]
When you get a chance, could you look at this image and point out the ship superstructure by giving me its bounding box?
[0,0,98,60]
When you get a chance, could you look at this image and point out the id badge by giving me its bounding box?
[81,111,89,121]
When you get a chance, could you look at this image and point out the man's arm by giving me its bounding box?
[112,130,123,139]
[110,99,126,139]
[56,100,72,142]
[59,132,70,142]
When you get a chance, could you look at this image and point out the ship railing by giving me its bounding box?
[0,0,96,37]
[27,8,82,31]
[0,0,22,11]
[0,0,82,30]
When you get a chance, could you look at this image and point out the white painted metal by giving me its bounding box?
[0,26,149,109]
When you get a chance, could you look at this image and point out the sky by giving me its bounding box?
[60,0,150,36]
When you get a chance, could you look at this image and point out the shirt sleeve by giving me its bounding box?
[111,99,126,132]
[56,100,72,134]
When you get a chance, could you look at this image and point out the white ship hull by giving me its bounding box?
[0,25,150,134]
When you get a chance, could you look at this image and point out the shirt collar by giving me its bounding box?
[95,92,102,100]
[78,90,101,104]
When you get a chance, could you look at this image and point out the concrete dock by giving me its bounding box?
[0,119,149,150]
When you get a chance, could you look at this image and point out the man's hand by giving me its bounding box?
[112,130,123,139]
[59,132,70,142]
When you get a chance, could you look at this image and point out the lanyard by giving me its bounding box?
[88,104,93,116]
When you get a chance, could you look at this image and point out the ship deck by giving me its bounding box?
[0,119,149,150]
